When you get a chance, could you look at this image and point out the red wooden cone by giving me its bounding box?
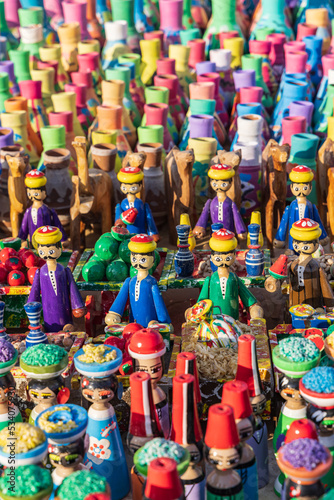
[205,404,240,449]
[176,352,201,404]
[269,254,288,279]
[285,419,318,443]
[235,334,263,399]
[221,380,253,419]
[144,457,184,500]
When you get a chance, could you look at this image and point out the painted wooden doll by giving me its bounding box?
[196,228,263,321]
[222,380,258,500]
[144,457,186,500]
[235,334,269,489]
[267,219,334,310]
[74,345,130,500]
[36,404,88,488]
[20,343,70,425]
[170,374,206,500]
[115,166,159,240]
[105,234,171,328]
[205,403,244,500]
[193,164,246,241]
[28,226,85,332]
[18,170,67,247]
[128,327,170,439]
[274,166,328,253]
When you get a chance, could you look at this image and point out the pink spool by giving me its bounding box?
[189,81,215,100]
[188,39,206,69]
[156,58,176,75]
[296,23,318,41]
[249,40,271,56]
[219,30,239,49]
[159,0,183,32]
[37,60,59,83]
[267,34,285,67]
[65,83,87,107]
[154,74,178,104]
[4,0,20,28]
[240,86,263,104]
[284,41,306,54]
[144,102,173,151]
[19,80,42,100]
[49,111,73,132]
[77,52,99,73]
[281,116,307,146]
[63,0,91,40]
[285,51,308,74]
[143,30,164,58]
[71,71,93,89]
[322,54,334,77]
[197,72,220,99]
[44,0,63,19]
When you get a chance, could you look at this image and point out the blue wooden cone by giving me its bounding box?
[24,301,48,348]
[0,302,9,341]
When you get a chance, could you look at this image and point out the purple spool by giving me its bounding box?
[0,61,19,96]
[196,61,216,75]
[233,69,256,91]
[289,100,314,128]
[189,114,214,138]
[0,128,14,148]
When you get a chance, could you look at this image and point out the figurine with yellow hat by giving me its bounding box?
[193,164,246,241]
[105,234,171,328]
[268,218,334,310]
[274,165,328,253]
[28,226,85,332]
[194,229,263,321]
[18,170,67,248]
[114,166,159,241]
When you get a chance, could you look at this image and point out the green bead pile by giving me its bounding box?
[279,336,319,362]
[21,343,67,366]
[0,465,52,497]
[136,438,185,466]
[57,470,107,500]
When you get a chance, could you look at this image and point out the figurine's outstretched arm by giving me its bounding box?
[231,201,246,236]
[198,276,210,302]
[65,267,85,314]
[274,205,290,247]
[237,276,263,318]
[28,268,41,302]
[144,203,158,236]
[107,277,131,320]
[193,199,211,238]
[152,283,171,324]
[18,210,29,242]
[115,203,122,222]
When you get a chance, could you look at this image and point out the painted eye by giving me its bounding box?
[39,251,45,256]
[225,256,232,262]
[303,186,308,191]
[215,257,222,262]
[303,246,310,251]
[49,250,54,255]
[212,183,217,188]
[140,258,146,263]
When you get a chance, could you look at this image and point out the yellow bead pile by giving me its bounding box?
[78,344,117,364]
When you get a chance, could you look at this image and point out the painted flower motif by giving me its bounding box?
[87,437,111,464]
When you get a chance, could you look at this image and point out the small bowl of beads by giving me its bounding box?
[133,438,190,478]
[0,423,48,466]
[0,464,53,500]
[36,404,88,444]
[54,470,110,500]
[272,336,321,377]
[324,332,334,362]
[277,438,332,483]
[74,345,122,378]
[0,338,17,375]
[299,367,334,408]
[20,344,68,379]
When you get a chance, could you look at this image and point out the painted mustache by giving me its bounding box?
[133,264,146,269]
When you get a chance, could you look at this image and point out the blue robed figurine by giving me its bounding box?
[274,165,328,252]
[18,170,67,247]
[114,165,159,241]
[105,234,171,328]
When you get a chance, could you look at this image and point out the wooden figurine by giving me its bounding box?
[262,140,289,250]
[127,371,163,500]
[73,345,130,500]
[128,328,170,439]
[105,234,171,328]
[235,335,269,489]
[195,228,263,320]
[70,137,112,250]
[0,464,53,500]
[0,340,22,431]
[36,404,88,488]
[28,226,86,332]
[274,166,328,253]
[222,380,258,500]
[165,147,195,246]
[266,218,334,309]
[272,337,321,454]
[210,149,242,209]
[115,165,159,241]
[300,366,334,490]
[193,165,246,241]
[317,137,334,233]
[20,343,70,424]
[205,404,244,500]
[18,170,67,248]
[144,457,186,500]
[7,153,28,238]
[170,373,206,500]
[277,438,332,500]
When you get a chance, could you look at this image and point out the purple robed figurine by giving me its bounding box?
[193,164,246,240]
[28,226,85,332]
[19,170,67,245]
